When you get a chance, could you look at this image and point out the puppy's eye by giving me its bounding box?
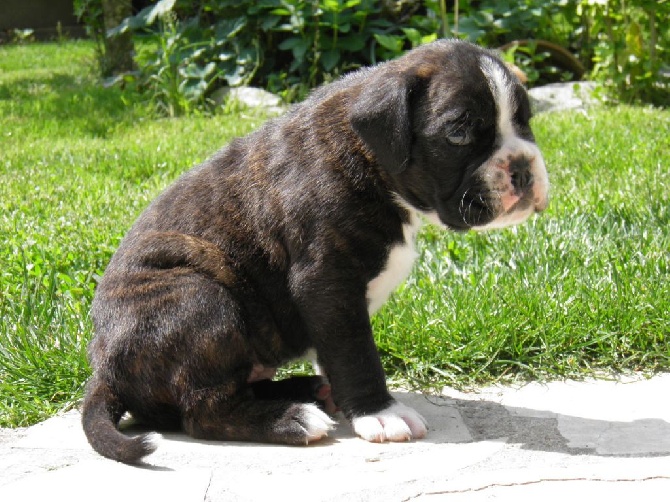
[446,128,473,146]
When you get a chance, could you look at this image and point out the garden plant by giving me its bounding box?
[75,0,669,114]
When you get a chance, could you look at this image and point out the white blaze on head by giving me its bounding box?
[480,56,517,142]
[474,55,550,230]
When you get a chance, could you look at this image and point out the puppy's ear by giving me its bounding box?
[349,70,418,174]
[505,61,528,84]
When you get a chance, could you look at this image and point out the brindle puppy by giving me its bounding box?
[82,40,549,464]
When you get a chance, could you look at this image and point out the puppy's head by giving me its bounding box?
[350,39,549,231]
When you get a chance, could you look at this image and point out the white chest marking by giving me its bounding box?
[366,211,422,314]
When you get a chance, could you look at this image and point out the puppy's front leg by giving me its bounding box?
[294,278,427,442]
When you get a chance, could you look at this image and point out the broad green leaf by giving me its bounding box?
[215,17,247,40]
[402,27,422,47]
[338,34,365,51]
[374,33,404,53]
[321,49,340,71]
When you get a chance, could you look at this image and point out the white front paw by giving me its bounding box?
[352,402,427,442]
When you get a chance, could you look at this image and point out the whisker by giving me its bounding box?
[459,189,470,226]
[466,198,476,224]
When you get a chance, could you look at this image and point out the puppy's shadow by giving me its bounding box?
[414,392,670,458]
[119,391,670,460]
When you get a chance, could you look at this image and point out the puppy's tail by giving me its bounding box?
[81,376,157,464]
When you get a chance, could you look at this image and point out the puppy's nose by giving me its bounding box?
[509,157,533,194]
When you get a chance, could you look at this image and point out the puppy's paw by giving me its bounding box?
[352,402,427,442]
[300,403,337,442]
[276,403,337,445]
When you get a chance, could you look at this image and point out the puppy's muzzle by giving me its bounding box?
[493,140,549,207]
[473,142,549,230]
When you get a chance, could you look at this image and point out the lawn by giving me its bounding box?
[1,40,668,427]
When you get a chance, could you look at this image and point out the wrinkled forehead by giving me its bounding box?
[420,52,500,125]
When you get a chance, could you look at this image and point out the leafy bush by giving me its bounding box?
[455,0,580,48]
[73,0,106,69]
[80,0,668,113]
[453,0,586,85]
[105,0,441,114]
[580,0,669,106]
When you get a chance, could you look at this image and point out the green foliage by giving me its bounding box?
[0,253,92,426]
[452,0,585,85]
[580,0,669,106]
[106,0,441,112]
[499,41,576,86]
[73,0,107,72]
[137,12,223,116]
[454,0,669,104]
[76,1,668,110]
[453,0,580,47]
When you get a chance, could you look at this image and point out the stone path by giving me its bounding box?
[1,374,669,501]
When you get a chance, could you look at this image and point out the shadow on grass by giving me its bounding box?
[0,72,144,139]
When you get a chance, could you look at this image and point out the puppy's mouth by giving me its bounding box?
[429,187,495,232]
[454,189,497,230]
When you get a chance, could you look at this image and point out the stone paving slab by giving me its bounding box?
[1,374,669,501]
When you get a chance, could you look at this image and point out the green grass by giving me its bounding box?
[1,41,669,427]
[0,41,266,427]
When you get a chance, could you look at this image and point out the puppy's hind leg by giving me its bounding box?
[250,376,339,415]
[250,375,339,416]
[172,290,334,445]
[181,388,335,445]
